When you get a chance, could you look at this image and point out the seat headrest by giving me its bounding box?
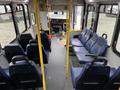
[12,55,29,64]
[4,44,25,63]
[29,40,37,44]
[90,37,108,56]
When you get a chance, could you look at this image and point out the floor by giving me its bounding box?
[46,37,73,90]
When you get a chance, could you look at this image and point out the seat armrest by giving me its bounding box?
[73,33,82,38]
[73,35,79,38]
[85,54,98,57]
[12,55,29,64]
[86,54,108,65]
[86,54,108,60]
[72,45,84,47]
[91,57,108,65]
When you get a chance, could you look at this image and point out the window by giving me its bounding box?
[87,5,95,29]
[16,5,25,33]
[74,6,82,30]
[105,5,112,14]
[0,5,5,13]
[5,5,11,13]
[100,5,106,13]
[105,5,118,16]
[116,33,120,52]
[97,5,118,45]
[54,12,58,14]
[24,5,30,28]
[0,5,16,48]
[112,5,118,15]
[31,13,35,25]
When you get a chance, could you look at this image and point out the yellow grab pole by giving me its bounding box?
[33,0,46,90]
[66,0,72,79]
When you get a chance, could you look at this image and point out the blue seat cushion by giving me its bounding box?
[71,67,83,88]
[110,67,116,77]
[76,53,94,64]
[90,37,108,56]
[71,38,83,46]
[73,46,89,53]
[80,29,92,45]
[85,33,99,51]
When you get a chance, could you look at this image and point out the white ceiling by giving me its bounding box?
[85,0,120,3]
[0,0,29,3]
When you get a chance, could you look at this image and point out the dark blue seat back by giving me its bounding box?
[9,60,42,89]
[90,37,108,56]
[4,44,25,63]
[19,33,33,51]
[85,33,99,51]
[78,28,87,39]
[36,32,51,52]
[0,67,14,89]
[76,64,110,90]
[104,67,120,90]
[80,29,93,45]
[26,43,48,64]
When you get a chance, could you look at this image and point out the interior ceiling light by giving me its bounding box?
[25,0,28,3]
[89,0,94,2]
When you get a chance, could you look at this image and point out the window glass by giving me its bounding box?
[87,5,95,29]
[0,5,16,48]
[0,5,5,13]
[31,13,35,25]
[16,5,25,33]
[116,33,120,52]
[24,5,30,28]
[54,12,58,14]
[97,5,118,45]
[105,5,112,14]
[112,5,118,15]
[100,5,105,13]
[6,5,11,13]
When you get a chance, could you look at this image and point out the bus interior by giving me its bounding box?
[0,0,120,90]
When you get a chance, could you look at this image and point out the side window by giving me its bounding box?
[31,13,35,25]
[0,5,5,13]
[116,33,120,52]
[87,5,95,29]
[105,5,112,14]
[0,5,16,48]
[97,5,118,45]
[24,5,30,28]
[16,5,25,33]
[5,5,11,13]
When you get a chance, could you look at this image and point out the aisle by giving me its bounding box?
[46,37,73,90]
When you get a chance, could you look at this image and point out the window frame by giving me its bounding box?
[86,5,95,29]
[0,4,17,48]
[96,4,118,45]
[24,4,31,29]
[106,3,120,57]
[15,4,26,33]
[115,32,120,53]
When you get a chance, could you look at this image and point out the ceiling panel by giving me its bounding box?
[85,0,120,3]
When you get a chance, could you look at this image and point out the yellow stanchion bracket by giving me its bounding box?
[33,0,46,90]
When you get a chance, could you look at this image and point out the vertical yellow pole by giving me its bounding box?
[66,0,72,79]
[33,0,46,90]
[46,0,51,34]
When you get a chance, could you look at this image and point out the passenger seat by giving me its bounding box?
[4,44,25,63]
[18,33,33,51]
